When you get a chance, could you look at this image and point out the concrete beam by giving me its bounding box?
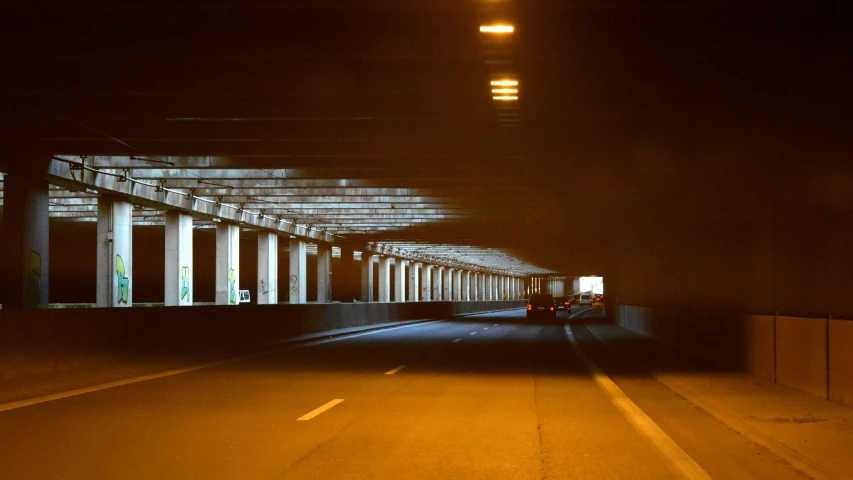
[47,158,336,243]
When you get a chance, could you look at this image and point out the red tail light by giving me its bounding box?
[549,306,555,311]
[527,305,532,311]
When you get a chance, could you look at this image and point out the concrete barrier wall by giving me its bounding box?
[616,304,850,407]
[830,319,853,406]
[776,316,827,398]
[0,300,526,382]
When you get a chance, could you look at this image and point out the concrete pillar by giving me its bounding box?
[377,256,391,302]
[501,276,507,300]
[288,237,307,304]
[256,232,278,305]
[421,264,432,301]
[471,272,479,301]
[462,270,471,301]
[572,277,581,295]
[433,266,443,301]
[337,245,355,302]
[453,269,463,301]
[485,275,492,301]
[443,267,453,301]
[0,172,49,309]
[361,253,374,302]
[215,222,239,305]
[394,259,407,302]
[164,211,193,306]
[96,196,133,307]
[316,243,332,303]
[479,273,486,300]
[409,262,421,302]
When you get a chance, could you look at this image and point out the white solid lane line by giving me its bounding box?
[453,339,462,343]
[385,365,407,375]
[469,332,477,335]
[297,399,345,421]
[483,327,489,330]
[564,326,711,480]
[0,320,440,413]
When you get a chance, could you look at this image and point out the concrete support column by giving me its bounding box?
[453,269,462,301]
[377,256,391,302]
[393,259,407,302]
[433,266,443,301]
[316,243,332,303]
[288,237,307,304]
[501,276,507,300]
[256,232,278,305]
[480,273,487,300]
[337,245,355,302]
[462,270,471,301]
[443,268,453,301]
[0,172,49,309]
[164,212,193,306]
[421,264,432,301]
[485,275,492,301]
[361,252,374,302]
[572,277,581,295]
[408,262,421,302]
[215,222,239,305]
[97,196,133,307]
[471,272,479,301]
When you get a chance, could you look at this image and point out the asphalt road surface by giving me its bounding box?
[0,308,809,479]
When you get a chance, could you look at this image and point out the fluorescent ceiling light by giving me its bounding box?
[491,88,518,94]
[480,25,514,33]
[490,80,518,86]
[493,96,518,101]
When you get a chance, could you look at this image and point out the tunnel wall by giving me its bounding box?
[616,304,853,408]
[0,300,525,384]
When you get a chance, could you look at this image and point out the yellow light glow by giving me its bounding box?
[490,80,518,86]
[480,25,514,34]
[491,88,518,94]
[493,95,518,101]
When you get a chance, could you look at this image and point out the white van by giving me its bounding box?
[579,293,592,306]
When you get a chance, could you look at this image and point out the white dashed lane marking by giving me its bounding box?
[297,399,344,421]
[385,365,407,375]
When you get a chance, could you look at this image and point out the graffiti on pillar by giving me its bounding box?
[260,279,269,298]
[115,254,129,305]
[229,268,237,304]
[181,266,190,301]
[26,251,42,308]
[290,275,299,300]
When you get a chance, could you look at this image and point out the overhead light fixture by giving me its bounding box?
[493,95,518,101]
[480,24,514,34]
[491,79,518,86]
[491,88,518,94]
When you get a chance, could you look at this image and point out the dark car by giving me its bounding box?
[554,296,571,311]
[527,294,558,321]
[570,294,581,306]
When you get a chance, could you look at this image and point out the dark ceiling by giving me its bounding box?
[0,1,848,280]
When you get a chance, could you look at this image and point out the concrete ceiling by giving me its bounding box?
[0,1,846,278]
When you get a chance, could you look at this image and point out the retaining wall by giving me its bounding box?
[0,300,525,382]
[616,304,851,408]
